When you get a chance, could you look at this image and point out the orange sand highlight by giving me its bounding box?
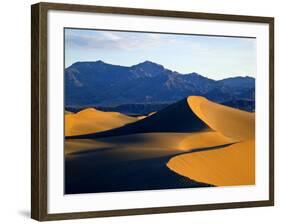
[136,111,156,120]
[65,96,255,187]
[65,139,114,154]
[65,108,138,136]
[167,140,255,186]
[178,131,235,150]
[166,96,256,186]
[65,131,235,155]
[188,96,255,141]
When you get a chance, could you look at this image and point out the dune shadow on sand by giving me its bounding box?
[64,144,227,194]
[64,96,251,194]
[66,98,209,140]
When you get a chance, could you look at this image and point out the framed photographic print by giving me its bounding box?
[31,2,274,221]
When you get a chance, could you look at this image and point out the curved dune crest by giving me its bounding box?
[188,96,255,141]
[167,140,255,186]
[69,98,209,139]
[136,111,156,120]
[65,96,256,191]
[65,108,138,136]
[178,131,235,150]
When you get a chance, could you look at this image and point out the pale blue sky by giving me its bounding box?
[65,28,256,80]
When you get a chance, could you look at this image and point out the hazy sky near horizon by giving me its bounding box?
[65,28,256,80]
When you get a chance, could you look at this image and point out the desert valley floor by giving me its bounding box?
[64,96,255,194]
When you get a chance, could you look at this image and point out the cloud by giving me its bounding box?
[99,31,122,41]
[65,29,255,55]
[65,29,171,51]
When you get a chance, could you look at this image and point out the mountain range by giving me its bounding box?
[65,60,255,113]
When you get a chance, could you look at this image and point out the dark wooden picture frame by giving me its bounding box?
[31,2,274,221]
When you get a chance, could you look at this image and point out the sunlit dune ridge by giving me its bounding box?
[188,96,255,141]
[167,96,255,186]
[65,108,138,136]
[65,96,256,188]
[136,112,156,120]
[66,98,209,139]
[167,140,255,186]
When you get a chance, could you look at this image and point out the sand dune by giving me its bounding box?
[65,131,235,155]
[166,96,255,186]
[188,96,255,141]
[68,98,210,139]
[68,96,254,140]
[65,96,255,191]
[65,130,237,193]
[136,115,147,120]
[136,111,156,120]
[167,140,255,186]
[65,108,138,136]
[65,142,211,194]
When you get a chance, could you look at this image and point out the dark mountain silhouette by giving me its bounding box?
[65,103,170,115]
[222,99,255,112]
[96,103,170,116]
[65,60,255,113]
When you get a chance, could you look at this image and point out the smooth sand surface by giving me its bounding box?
[188,96,255,141]
[65,96,255,192]
[65,108,138,136]
[65,130,234,193]
[65,139,113,154]
[167,140,255,186]
[166,96,255,186]
[65,143,211,194]
[68,98,209,139]
[65,131,235,154]
[136,112,156,120]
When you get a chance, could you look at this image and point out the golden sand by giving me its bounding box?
[188,96,255,141]
[65,131,235,154]
[178,131,235,150]
[167,140,255,186]
[136,115,147,120]
[166,96,255,186]
[65,108,138,136]
[65,96,255,187]
[136,111,156,120]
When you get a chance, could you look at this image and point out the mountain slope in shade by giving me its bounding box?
[65,60,255,112]
[222,99,255,112]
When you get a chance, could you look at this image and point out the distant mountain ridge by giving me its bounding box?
[65,60,255,113]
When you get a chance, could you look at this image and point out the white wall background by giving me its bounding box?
[0,0,279,223]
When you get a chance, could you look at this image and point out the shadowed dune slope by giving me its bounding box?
[64,130,235,193]
[65,131,235,154]
[167,96,255,187]
[64,96,255,192]
[65,145,212,194]
[65,108,138,136]
[167,140,255,186]
[68,98,210,139]
[188,96,255,141]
